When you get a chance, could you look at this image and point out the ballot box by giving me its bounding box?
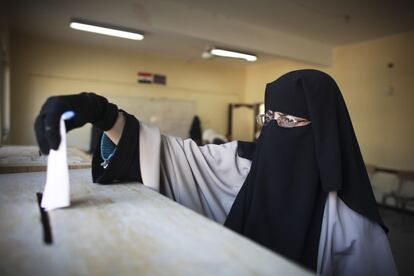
[0,145,91,174]
[0,169,311,276]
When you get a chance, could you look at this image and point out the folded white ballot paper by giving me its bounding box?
[41,111,74,211]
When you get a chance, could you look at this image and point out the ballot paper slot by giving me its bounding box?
[36,192,53,245]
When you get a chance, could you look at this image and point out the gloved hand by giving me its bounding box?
[34,92,118,154]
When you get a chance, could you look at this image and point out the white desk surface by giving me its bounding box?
[0,145,91,173]
[0,169,311,276]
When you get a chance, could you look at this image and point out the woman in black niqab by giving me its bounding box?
[225,70,393,272]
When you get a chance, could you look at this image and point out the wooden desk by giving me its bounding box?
[0,169,310,276]
[0,145,91,174]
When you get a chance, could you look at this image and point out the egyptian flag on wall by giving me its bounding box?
[137,72,167,85]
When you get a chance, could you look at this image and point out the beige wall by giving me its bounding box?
[9,30,414,170]
[9,33,245,149]
[332,31,414,171]
[243,31,414,171]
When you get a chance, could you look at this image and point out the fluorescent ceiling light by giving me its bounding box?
[210,48,257,61]
[70,21,144,41]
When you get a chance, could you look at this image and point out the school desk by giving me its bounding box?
[0,169,311,276]
[0,145,91,174]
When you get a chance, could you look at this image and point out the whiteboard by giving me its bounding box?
[108,96,196,138]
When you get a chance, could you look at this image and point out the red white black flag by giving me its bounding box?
[137,72,166,85]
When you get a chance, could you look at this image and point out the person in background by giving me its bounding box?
[35,70,397,275]
[189,115,202,146]
[202,129,228,145]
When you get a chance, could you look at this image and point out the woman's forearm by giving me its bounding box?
[104,112,125,145]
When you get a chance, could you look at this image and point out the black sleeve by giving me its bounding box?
[92,111,143,184]
[237,141,256,161]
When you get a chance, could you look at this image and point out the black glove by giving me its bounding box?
[34,92,118,154]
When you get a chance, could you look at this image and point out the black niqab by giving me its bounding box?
[225,69,386,271]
